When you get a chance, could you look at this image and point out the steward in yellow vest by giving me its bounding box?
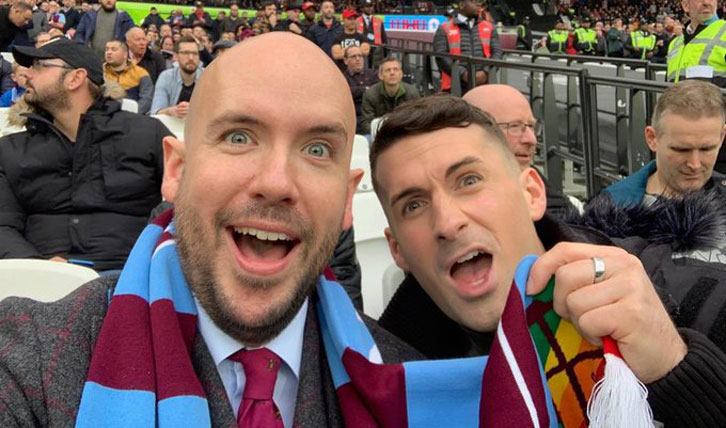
[667,16,726,86]
[546,21,568,54]
[574,17,597,55]
[630,24,657,60]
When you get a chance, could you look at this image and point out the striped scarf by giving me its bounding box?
[76,210,603,427]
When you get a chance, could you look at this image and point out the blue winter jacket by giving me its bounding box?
[73,9,135,44]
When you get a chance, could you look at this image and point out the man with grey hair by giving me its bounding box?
[602,79,726,206]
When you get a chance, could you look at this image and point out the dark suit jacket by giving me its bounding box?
[0,275,422,426]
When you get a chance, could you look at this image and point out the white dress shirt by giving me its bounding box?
[195,298,309,428]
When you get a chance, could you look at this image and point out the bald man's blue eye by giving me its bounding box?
[226,132,250,145]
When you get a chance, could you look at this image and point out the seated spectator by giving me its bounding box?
[331,9,369,69]
[211,39,233,58]
[158,35,175,68]
[103,39,153,114]
[307,0,342,58]
[360,56,419,134]
[299,1,316,34]
[187,1,212,32]
[342,45,377,133]
[0,38,171,270]
[141,6,164,30]
[464,84,576,217]
[0,62,28,107]
[159,23,172,39]
[167,8,186,29]
[61,0,81,37]
[221,2,243,34]
[600,80,725,207]
[219,30,235,42]
[274,1,303,35]
[373,96,726,425]
[211,10,225,41]
[151,35,202,117]
[145,27,159,49]
[126,27,166,84]
[0,2,33,52]
[46,0,65,32]
[235,22,253,40]
[34,31,51,47]
[0,56,12,93]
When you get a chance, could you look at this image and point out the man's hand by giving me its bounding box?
[268,13,278,28]
[50,256,67,263]
[526,242,687,384]
[164,101,190,119]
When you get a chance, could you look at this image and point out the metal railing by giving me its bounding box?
[377,43,679,198]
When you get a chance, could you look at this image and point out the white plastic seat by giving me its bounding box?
[121,98,139,113]
[351,135,373,193]
[0,259,99,302]
[0,52,12,64]
[352,191,393,319]
[151,114,185,140]
[370,117,384,140]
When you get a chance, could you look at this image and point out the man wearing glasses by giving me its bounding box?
[342,45,378,133]
[464,84,576,216]
[151,35,203,118]
[0,37,171,270]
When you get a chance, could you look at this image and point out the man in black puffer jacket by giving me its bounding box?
[0,38,171,271]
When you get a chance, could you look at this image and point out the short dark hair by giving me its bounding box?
[370,95,512,194]
[378,56,400,72]
[106,38,128,52]
[174,35,199,53]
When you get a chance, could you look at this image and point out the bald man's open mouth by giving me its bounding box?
[227,224,301,276]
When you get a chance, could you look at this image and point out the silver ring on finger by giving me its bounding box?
[592,256,606,283]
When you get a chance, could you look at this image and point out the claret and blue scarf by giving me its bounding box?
[76,210,651,427]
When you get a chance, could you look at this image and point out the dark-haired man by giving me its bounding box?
[0,1,33,52]
[372,95,726,426]
[360,57,419,134]
[0,32,419,427]
[0,38,170,269]
[151,35,203,117]
[307,0,341,58]
[74,0,135,59]
[342,45,377,132]
[103,39,153,114]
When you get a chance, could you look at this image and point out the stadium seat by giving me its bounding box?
[0,107,24,137]
[0,259,99,303]
[370,117,383,140]
[121,98,139,113]
[352,191,393,319]
[1,52,12,64]
[352,134,373,192]
[151,114,185,140]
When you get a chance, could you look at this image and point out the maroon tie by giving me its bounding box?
[229,348,284,428]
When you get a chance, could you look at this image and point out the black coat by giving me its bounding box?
[0,97,171,270]
[137,47,167,84]
[306,19,342,58]
[381,202,726,427]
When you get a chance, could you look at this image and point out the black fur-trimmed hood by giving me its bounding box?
[566,190,726,252]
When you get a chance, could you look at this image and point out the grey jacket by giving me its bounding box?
[150,63,203,114]
[0,275,422,426]
[360,81,420,134]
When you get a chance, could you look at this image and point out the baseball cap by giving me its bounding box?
[212,39,235,54]
[12,37,104,86]
[301,1,316,11]
[342,9,359,19]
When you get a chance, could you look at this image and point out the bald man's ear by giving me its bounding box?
[520,167,547,222]
[161,135,185,202]
[341,168,364,231]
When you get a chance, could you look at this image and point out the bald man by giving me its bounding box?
[0,33,420,427]
[126,26,167,83]
[464,84,576,216]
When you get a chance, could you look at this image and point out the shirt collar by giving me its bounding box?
[195,296,308,379]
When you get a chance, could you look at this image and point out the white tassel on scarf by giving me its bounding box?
[587,337,655,428]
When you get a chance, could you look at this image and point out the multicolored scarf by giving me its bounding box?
[76,210,605,427]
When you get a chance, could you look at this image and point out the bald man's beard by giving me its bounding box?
[174,182,341,345]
